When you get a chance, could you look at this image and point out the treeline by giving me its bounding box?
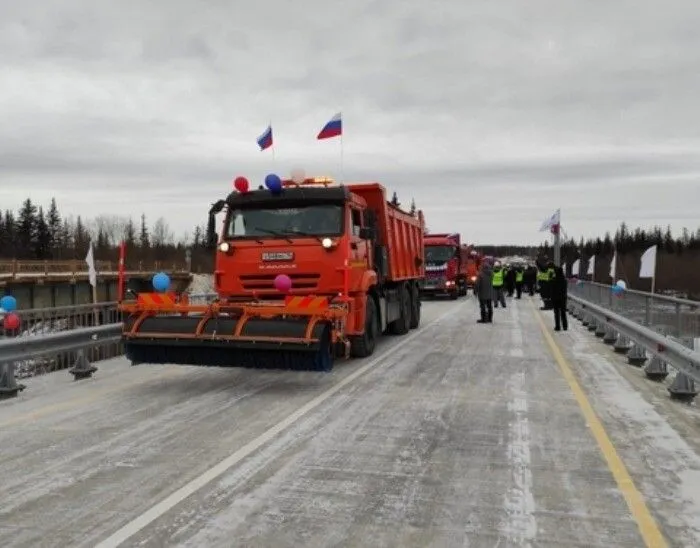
[0,197,214,271]
[477,222,700,298]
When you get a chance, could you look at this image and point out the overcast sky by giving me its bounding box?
[1,0,699,245]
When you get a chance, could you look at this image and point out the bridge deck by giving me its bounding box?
[1,298,699,546]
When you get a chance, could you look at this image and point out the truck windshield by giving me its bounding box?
[226,204,343,238]
[425,245,456,263]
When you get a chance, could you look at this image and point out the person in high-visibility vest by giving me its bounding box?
[492,261,506,308]
[515,266,524,299]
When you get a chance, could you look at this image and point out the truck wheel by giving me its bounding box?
[350,298,378,358]
[389,284,410,335]
[409,284,421,329]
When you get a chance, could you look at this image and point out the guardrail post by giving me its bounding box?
[603,326,617,344]
[644,356,669,382]
[594,321,606,338]
[69,349,98,380]
[587,317,597,332]
[627,344,647,367]
[613,334,631,354]
[667,338,698,402]
[0,362,26,399]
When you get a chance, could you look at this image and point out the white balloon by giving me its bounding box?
[290,168,305,184]
[615,280,627,290]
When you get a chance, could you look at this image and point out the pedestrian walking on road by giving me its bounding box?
[515,266,524,299]
[551,266,568,331]
[475,262,494,323]
[492,262,506,308]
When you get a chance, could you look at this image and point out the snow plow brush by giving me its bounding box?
[119,293,349,372]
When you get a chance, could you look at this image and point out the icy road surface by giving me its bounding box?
[1,297,700,547]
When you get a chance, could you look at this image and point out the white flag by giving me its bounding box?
[587,255,596,275]
[639,244,657,279]
[610,251,616,279]
[85,241,97,287]
[572,259,580,276]
[539,208,560,232]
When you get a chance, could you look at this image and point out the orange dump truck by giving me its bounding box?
[119,176,425,371]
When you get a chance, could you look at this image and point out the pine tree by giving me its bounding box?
[46,197,61,255]
[34,206,52,259]
[139,213,150,249]
[16,198,37,259]
[123,218,137,249]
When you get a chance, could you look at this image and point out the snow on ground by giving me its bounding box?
[187,273,215,295]
[567,325,700,544]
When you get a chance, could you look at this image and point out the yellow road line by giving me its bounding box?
[531,302,668,548]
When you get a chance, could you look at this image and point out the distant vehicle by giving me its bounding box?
[419,233,470,299]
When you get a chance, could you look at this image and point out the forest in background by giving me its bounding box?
[2,197,699,297]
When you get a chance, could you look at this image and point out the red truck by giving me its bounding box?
[419,233,471,299]
[120,176,426,371]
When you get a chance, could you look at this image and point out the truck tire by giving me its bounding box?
[389,284,410,335]
[409,283,421,329]
[350,297,378,358]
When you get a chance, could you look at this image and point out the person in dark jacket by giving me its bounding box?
[474,262,494,323]
[551,265,568,331]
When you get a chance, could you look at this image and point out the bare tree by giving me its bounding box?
[151,217,175,247]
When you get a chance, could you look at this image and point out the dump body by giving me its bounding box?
[420,232,469,298]
[119,177,426,372]
[345,182,425,283]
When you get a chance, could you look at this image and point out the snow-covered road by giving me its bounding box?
[1,297,699,547]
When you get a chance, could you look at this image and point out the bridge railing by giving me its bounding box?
[569,281,700,340]
[0,292,218,393]
[0,259,190,280]
[568,280,699,402]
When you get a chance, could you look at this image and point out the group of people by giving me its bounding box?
[473,258,569,330]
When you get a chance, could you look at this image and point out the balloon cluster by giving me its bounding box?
[152,272,171,293]
[232,172,291,195]
[1,295,20,331]
[612,279,626,296]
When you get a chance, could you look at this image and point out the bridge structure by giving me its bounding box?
[0,260,191,309]
[0,282,699,546]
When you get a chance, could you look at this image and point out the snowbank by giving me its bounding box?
[187,273,215,295]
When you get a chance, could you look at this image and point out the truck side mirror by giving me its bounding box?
[359,227,374,240]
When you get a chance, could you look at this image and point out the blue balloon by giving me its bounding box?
[152,272,171,292]
[264,173,283,194]
[1,295,17,312]
[611,284,623,295]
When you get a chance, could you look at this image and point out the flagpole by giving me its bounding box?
[553,209,561,267]
[339,112,344,183]
[270,120,275,165]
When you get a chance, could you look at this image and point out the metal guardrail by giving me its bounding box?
[0,259,190,280]
[567,281,699,402]
[570,281,700,340]
[0,324,122,364]
[0,292,219,398]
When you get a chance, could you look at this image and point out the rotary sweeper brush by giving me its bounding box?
[118,173,426,371]
[120,293,348,371]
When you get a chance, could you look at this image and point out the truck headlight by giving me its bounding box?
[321,237,333,249]
[218,242,230,253]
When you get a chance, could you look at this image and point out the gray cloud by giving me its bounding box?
[1,0,699,245]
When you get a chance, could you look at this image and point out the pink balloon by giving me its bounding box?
[3,312,20,330]
[274,274,292,293]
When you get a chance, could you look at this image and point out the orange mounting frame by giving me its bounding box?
[120,295,351,347]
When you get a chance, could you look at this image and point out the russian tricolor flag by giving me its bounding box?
[256,125,273,150]
[316,112,342,140]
